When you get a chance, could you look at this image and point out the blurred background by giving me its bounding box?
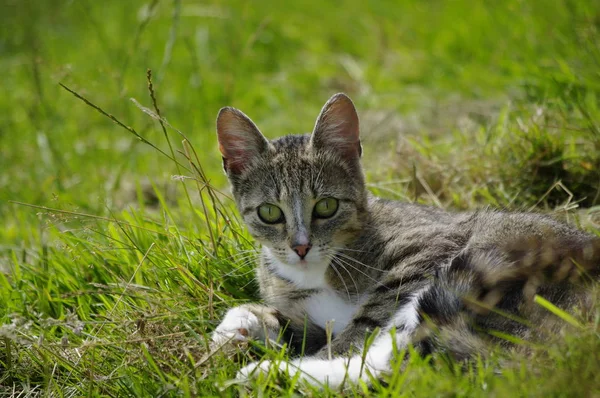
[1,2,599,394]
[1,0,599,239]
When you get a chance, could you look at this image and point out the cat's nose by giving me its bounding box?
[293,244,312,259]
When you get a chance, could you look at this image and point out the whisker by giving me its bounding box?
[333,255,390,291]
[227,268,256,278]
[222,256,258,277]
[221,254,259,267]
[330,246,371,254]
[222,264,255,278]
[334,251,383,272]
[224,249,259,261]
[329,261,352,302]
[223,252,258,264]
[238,277,258,291]
[332,257,360,302]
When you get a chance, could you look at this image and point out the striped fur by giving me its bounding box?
[212,93,600,388]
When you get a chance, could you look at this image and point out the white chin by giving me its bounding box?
[264,247,329,289]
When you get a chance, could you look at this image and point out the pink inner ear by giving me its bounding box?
[325,99,360,141]
[218,136,254,173]
[312,93,361,160]
[216,107,267,174]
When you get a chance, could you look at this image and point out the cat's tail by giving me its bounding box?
[465,234,600,310]
[414,234,600,360]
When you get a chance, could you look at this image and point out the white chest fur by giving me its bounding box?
[262,247,364,334]
[303,289,363,335]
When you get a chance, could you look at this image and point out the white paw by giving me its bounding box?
[212,306,261,346]
[238,357,368,388]
[237,359,303,381]
[236,360,273,379]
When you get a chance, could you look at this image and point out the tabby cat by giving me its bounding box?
[211,93,600,388]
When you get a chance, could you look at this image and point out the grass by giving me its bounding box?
[1,0,600,396]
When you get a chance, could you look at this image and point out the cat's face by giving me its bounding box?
[216,94,368,267]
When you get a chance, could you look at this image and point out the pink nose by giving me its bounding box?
[293,244,312,259]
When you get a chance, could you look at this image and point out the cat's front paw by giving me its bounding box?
[212,306,261,347]
[237,360,274,380]
[236,358,332,387]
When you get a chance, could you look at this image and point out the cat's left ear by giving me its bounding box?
[216,107,270,175]
[310,93,362,160]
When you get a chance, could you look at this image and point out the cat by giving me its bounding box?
[211,93,600,388]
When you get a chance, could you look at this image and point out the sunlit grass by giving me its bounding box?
[1,0,599,396]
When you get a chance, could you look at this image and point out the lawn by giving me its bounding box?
[1,0,599,396]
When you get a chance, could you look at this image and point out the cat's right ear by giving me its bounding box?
[310,93,362,161]
[216,107,269,175]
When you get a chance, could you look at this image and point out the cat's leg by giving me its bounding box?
[324,273,433,356]
[211,304,281,346]
[213,302,328,354]
[238,331,396,387]
[238,286,428,388]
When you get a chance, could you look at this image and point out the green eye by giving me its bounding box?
[257,204,284,224]
[314,197,339,218]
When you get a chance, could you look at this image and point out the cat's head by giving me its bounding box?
[216,93,368,268]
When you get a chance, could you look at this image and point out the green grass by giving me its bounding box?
[1,0,600,396]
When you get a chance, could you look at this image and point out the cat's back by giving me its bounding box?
[368,196,590,244]
[352,197,474,273]
[366,195,474,241]
[360,197,595,273]
[368,196,463,226]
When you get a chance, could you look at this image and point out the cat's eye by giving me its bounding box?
[257,204,284,224]
[314,197,339,219]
